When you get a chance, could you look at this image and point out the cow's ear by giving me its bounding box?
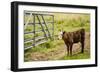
[63,31,66,35]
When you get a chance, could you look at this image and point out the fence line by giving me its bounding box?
[24,12,54,50]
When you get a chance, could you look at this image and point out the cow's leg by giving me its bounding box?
[67,44,70,56]
[81,30,85,53]
[69,44,73,56]
[81,41,84,53]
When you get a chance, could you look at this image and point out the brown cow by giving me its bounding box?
[62,28,85,56]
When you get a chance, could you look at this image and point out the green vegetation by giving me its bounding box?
[24,12,90,61]
[60,52,90,60]
[54,13,90,35]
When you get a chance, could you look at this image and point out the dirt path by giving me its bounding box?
[26,32,90,61]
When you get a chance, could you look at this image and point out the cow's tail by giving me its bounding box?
[81,28,85,39]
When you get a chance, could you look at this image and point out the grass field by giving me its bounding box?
[24,12,90,62]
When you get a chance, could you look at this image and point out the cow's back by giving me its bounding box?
[62,28,85,44]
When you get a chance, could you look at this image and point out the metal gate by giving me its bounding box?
[24,11,54,50]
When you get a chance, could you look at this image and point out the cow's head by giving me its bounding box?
[58,29,63,40]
